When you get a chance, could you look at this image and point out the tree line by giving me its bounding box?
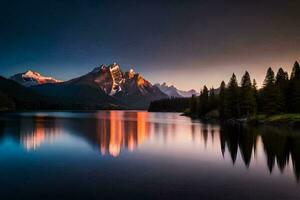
[149,61,300,119]
[148,97,190,112]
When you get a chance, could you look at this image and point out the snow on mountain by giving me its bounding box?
[155,82,198,98]
[10,70,61,87]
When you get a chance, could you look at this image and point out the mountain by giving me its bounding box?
[0,76,52,111]
[30,63,168,109]
[31,67,123,110]
[178,89,199,97]
[155,82,198,98]
[0,76,102,111]
[10,70,61,87]
[154,83,182,97]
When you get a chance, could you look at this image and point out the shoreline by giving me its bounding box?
[182,112,300,128]
[2,109,300,128]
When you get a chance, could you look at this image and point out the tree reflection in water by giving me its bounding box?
[219,124,300,182]
[0,111,300,182]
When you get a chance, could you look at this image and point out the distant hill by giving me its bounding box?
[0,75,126,111]
[0,76,49,110]
[154,82,198,97]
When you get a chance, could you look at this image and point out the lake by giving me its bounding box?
[0,111,300,199]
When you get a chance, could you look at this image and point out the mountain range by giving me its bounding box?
[0,63,197,111]
[154,82,198,97]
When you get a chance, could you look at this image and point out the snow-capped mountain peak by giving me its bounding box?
[10,70,61,87]
[23,70,44,80]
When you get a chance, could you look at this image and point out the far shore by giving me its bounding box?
[181,111,300,128]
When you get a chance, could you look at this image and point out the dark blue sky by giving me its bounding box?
[0,0,299,90]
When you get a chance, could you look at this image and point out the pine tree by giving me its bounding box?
[208,87,218,112]
[289,61,300,112]
[291,61,300,80]
[240,71,256,116]
[252,79,259,111]
[219,81,226,118]
[225,74,240,118]
[263,67,275,87]
[275,68,289,111]
[198,86,209,116]
[276,68,289,86]
[260,67,284,114]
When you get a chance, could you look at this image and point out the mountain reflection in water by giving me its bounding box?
[1,111,150,157]
[96,111,150,156]
[0,111,300,183]
[20,117,63,150]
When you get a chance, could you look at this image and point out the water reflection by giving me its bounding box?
[0,111,151,157]
[20,117,62,150]
[96,111,150,156]
[220,125,300,182]
[1,111,300,183]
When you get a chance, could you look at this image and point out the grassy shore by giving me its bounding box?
[183,109,300,127]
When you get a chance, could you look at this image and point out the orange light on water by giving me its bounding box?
[109,111,123,157]
[21,117,61,150]
[96,111,150,157]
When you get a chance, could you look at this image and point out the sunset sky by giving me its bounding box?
[0,0,299,90]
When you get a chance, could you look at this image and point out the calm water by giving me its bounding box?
[0,111,300,199]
